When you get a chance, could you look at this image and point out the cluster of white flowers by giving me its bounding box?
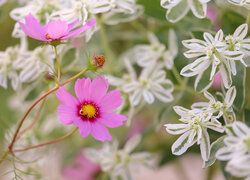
[160,0,211,22]
[216,122,250,180]
[85,135,153,180]
[161,0,249,23]
[0,38,54,90]
[10,0,143,41]
[227,0,250,8]
[181,24,250,91]
[108,30,177,107]
[133,31,178,69]
[165,86,236,161]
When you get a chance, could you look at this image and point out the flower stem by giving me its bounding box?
[7,67,88,153]
[0,151,9,164]
[172,66,185,87]
[172,66,206,100]
[54,46,61,85]
[246,13,250,25]
[13,127,78,152]
[15,99,46,141]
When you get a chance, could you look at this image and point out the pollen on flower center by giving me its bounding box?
[79,103,98,119]
[46,33,51,39]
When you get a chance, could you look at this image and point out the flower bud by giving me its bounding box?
[88,55,106,71]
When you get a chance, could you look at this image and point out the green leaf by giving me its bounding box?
[137,0,166,21]
[232,62,246,114]
[195,65,213,92]
[203,136,226,168]
[221,10,245,35]
[220,161,231,180]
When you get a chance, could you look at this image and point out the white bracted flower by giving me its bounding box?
[16,46,54,83]
[165,105,224,161]
[160,0,211,23]
[227,0,250,8]
[182,27,245,89]
[124,62,174,106]
[0,42,31,90]
[225,24,250,64]
[192,86,236,121]
[216,121,250,180]
[85,135,153,180]
[134,30,178,69]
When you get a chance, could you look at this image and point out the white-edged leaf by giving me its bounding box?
[200,128,210,161]
[166,0,189,23]
[233,24,248,40]
[172,130,192,155]
[203,136,226,168]
[165,124,189,135]
[124,134,141,153]
[180,57,210,77]
[203,32,214,45]
[232,121,250,137]
[225,86,236,108]
[188,0,207,18]
[220,62,232,89]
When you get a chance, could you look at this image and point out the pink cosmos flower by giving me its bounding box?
[63,151,101,180]
[56,76,127,142]
[19,13,96,42]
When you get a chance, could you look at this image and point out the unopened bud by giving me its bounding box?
[92,55,106,68]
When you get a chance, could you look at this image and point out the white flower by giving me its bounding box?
[227,0,250,8]
[0,42,30,90]
[182,28,246,89]
[17,46,54,83]
[134,30,177,69]
[161,0,211,22]
[192,86,236,121]
[85,135,153,180]
[165,105,224,161]
[216,121,250,180]
[225,24,250,62]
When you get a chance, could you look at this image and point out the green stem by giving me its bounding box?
[0,151,9,164]
[54,46,61,85]
[172,66,185,86]
[172,66,206,100]
[246,13,250,25]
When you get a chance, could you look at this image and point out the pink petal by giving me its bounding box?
[61,19,96,40]
[57,105,78,125]
[99,90,123,112]
[67,19,79,32]
[19,13,47,41]
[74,78,91,103]
[90,121,112,142]
[90,76,109,103]
[56,87,79,107]
[98,112,127,128]
[74,118,91,138]
[47,19,68,39]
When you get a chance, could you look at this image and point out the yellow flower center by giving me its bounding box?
[79,103,98,119]
[46,33,51,39]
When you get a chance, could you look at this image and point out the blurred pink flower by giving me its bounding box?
[63,151,101,180]
[212,73,222,90]
[19,13,96,42]
[56,76,127,142]
[206,5,217,22]
[206,5,221,31]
